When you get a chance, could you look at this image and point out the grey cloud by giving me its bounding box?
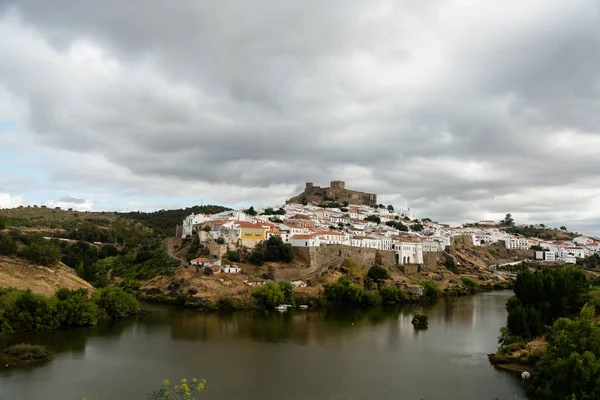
[1,1,600,233]
[58,195,86,204]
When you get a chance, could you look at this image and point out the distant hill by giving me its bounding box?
[120,205,231,236]
[504,226,577,241]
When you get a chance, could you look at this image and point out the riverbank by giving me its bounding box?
[0,344,54,367]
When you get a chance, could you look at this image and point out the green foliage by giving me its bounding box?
[112,245,180,280]
[268,217,283,223]
[385,220,408,231]
[244,206,257,216]
[261,207,286,215]
[55,288,99,326]
[93,287,139,319]
[577,252,600,269]
[99,244,119,258]
[0,216,5,230]
[500,213,514,226]
[379,285,408,303]
[367,265,389,281]
[216,237,225,244]
[0,289,60,331]
[3,343,51,361]
[20,241,61,266]
[277,281,296,306]
[250,236,293,265]
[506,226,575,240]
[364,215,381,224]
[117,278,142,298]
[362,290,382,306]
[532,305,600,399]
[227,250,240,262]
[186,234,201,260]
[559,226,567,231]
[419,281,441,299]
[122,205,230,237]
[323,277,365,306]
[252,283,285,308]
[445,256,458,274]
[147,378,206,400]
[387,205,394,211]
[410,223,424,232]
[461,277,479,290]
[0,232,19,256]
[505,267,589,339]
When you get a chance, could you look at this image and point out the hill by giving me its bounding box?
[121,205,231,236]
[504,226,577,241]
[0,256,93,297]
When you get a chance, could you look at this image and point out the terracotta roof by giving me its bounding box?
[234,221,265,229]
[315,230,344,236]
[291,234,315,239]
[191,257,210,262]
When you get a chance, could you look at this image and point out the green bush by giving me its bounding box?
[323,276,365,306]
[419,281,441,299]
[227,250,240,262]
[19,242,61,266]
[3,343,51,361]
[379,285,408,303]
[0,289,61,331]
[251,283,284,308]
[362,290,382,306]
[117,278,142,298]
[461,277,479,290]
[445,257,458,274]
[55,288,99,326]
[0,232,19,256]
[93,287,139,319]
[277,281,296,306]
[367,265,389,281]
[0,216,6,230]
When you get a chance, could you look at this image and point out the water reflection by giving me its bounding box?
[1,291,528,400]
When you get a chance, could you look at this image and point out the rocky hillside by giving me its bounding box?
[448,238,533,273]
[0,256,93,297]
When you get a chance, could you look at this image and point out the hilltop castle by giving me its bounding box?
[287,180,377,206]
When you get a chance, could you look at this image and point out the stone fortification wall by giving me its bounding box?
[422,251,444,272]
[294,244,397,277]
[287,181,377,206]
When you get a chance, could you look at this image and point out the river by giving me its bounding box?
[0,291,526,400]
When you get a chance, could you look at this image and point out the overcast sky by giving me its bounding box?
[1,1,600,234]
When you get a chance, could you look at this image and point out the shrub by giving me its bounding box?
[0,233,19,256]
[445,257,458,274]
[147,378,206,400]
[362,290,382,306]
[323,276,365,306]
[277,281,296,306]
[55,288,99,326]
[367,265,389,281]
[93,287,139,319]
[0,216,6,230]
[461,277,479,290]
[203,267,213,276]
[252,283,284,308]
[0,289,61,331]
[3,344,51,361]
[99,244,119,258]
[420,281,441,299]
[20,242,61,266]
[227,250,240,262]
[216,237,225,244]
[379,285,408,303]
[116,278,141,298]
[249,248,265,265]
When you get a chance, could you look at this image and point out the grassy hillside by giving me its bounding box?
[504,226,577,241]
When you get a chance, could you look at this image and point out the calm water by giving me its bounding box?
[0,291,526,400]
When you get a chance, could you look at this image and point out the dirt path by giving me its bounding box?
[163,237,189,265]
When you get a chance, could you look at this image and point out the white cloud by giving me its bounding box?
[0,193,24,208]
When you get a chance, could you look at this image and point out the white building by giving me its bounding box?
[535,251,556,261]
[393,241,424,264]
[505,237,529,250]
[422,240,442,252]
[182,213,210,237]
[315,231,348,245]
[562,254,577,264]
[221,265,242,274]
[290,234,321,247]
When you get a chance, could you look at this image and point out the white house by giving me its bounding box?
[573,236,593,245]
[393,240,424,264]
[190,257,221,267]
[562,254,577,264]
[315,231,348,245]
[505,237,529,250]
[182,213,210,237]
[290,234,321,247]
[422,240,442,252]
[221,265,242,274]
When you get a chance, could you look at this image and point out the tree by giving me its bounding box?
[227,250,240,262]
[0,216,6,230]
[367,265,389,280]
[244,206,257,216]
[364,215,381,224]
[560,226,567,231]
[500,213,514,226]
[410,223,424,232]
[216,237,225,244]
[387,205,394,212]
[252,283,284,308]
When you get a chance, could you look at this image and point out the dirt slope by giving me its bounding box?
[0,256,93,297]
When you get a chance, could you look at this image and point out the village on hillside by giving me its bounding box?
[180,181,599,273]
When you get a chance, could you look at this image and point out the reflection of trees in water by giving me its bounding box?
[0,315,139,355]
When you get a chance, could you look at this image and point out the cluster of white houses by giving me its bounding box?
[182,204,599,266]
